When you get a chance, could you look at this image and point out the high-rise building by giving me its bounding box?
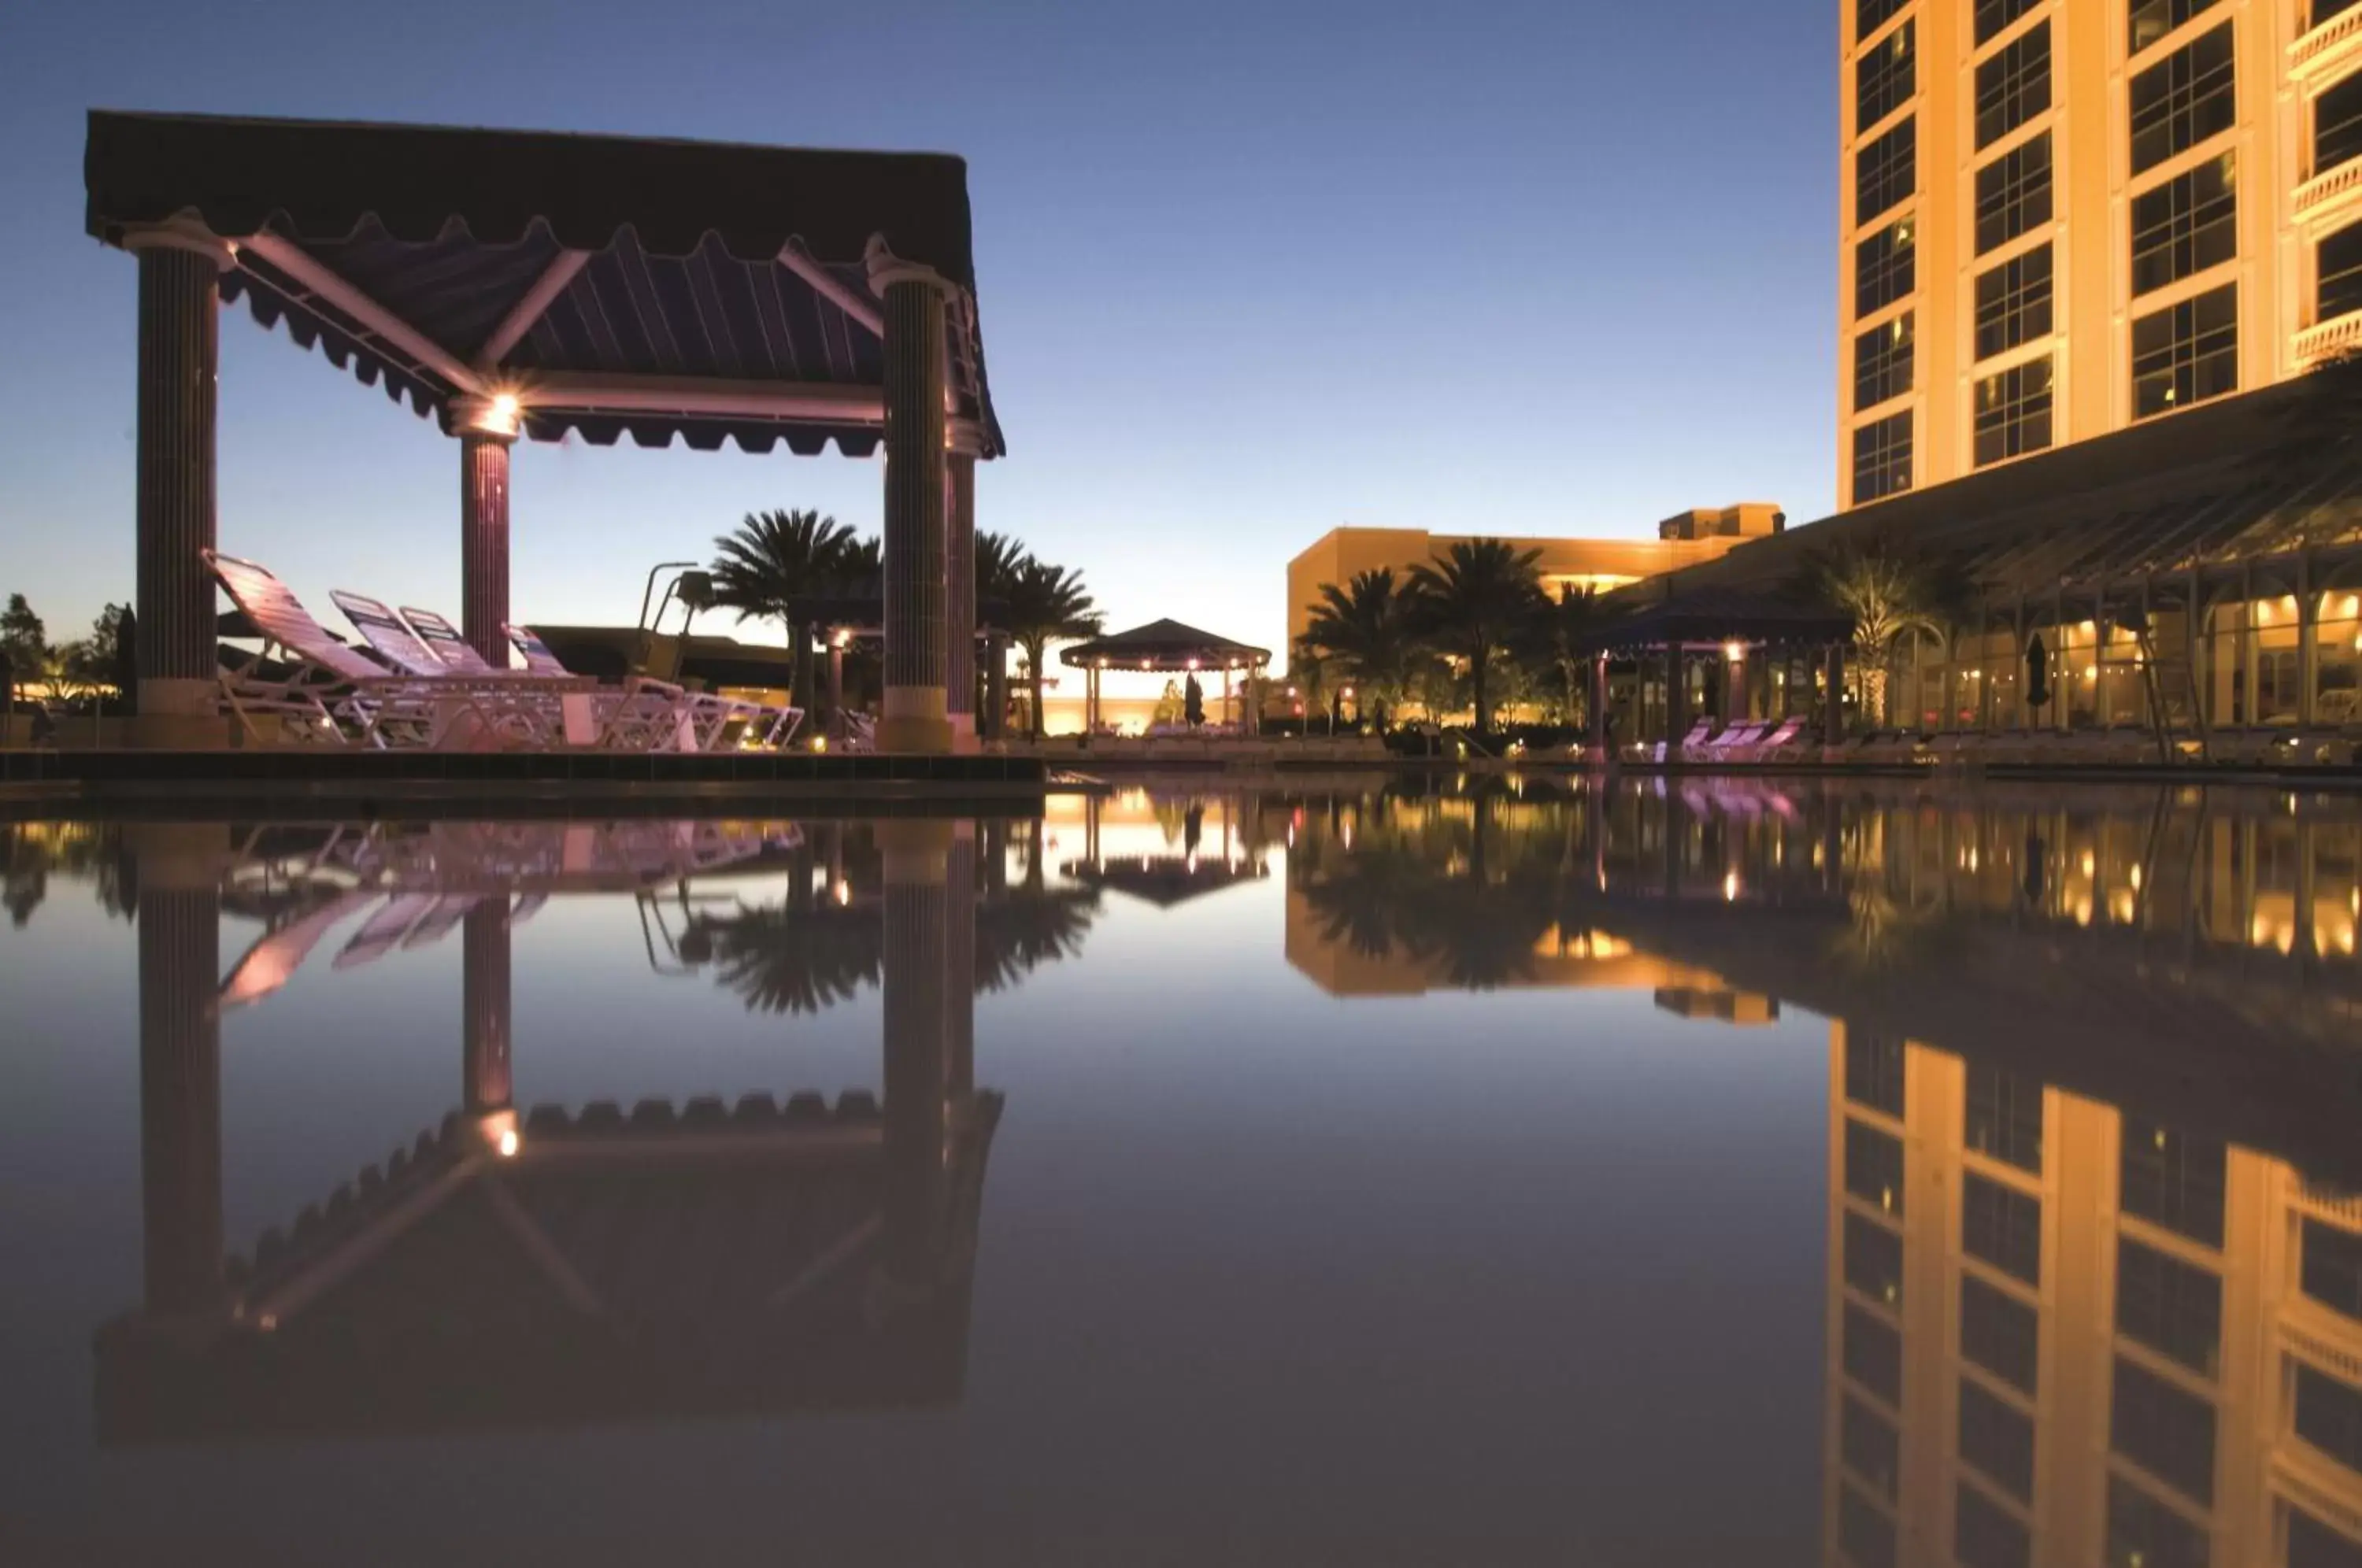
[1838,0,2362,508]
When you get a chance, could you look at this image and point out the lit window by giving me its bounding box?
[1973,355,2054,468]
[2130,0,2224,54]
[2132,284,2238,421]
[1859,19,1916,131]
[1853,411,1913,505]
[2105,1477,2208,1568]
[1857,217,1917,316]
[1855,312,1915,411]
[1975,22,2050,150]
[1846,1211,1905,1305]
[1846,1118,1908,1214]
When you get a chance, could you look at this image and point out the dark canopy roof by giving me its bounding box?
[86,110,1003,458]
[1064,856,1269,908]
[1061,619,1272,671]
[1579,586,1852,654]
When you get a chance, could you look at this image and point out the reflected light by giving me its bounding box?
[832,879,851,906]
[1722,870,1740,902]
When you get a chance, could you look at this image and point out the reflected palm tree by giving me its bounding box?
[2,822,135,927]
[974,886,1101,993]
[679,902,883,1015]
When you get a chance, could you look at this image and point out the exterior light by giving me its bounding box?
[1722,870,1740,902]
[1723,641,1746,663]
[833,879,851,906]
[491,392,520,423]
[498,1129,520,1159]
[810,734,827,752]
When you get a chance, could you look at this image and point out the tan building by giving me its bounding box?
[1838,0,2362,508]
[1287,507,1783,646]
[1823,1026,2362,1568]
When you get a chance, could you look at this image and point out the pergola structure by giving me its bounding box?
[1578,588,1855,748]
[1058,619,1272,733]
[83,110,1004,752]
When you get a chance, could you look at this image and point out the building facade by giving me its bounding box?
[1839,0,2362,509]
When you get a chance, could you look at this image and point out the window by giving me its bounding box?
[1853,411,1912,505]
[1859,0,1908,43]
[2289,1504,2362,1568]
[1975,133,2053,254]
[1843,1393,1901,1499]
[2112,1358,2217,1503]
[1857,217,1916,316]
[2321,73,2362,179]
[1975,23,2050,150]
[2120,1118,2228,1244]
[1860,20,1916,131]
[1846,1119,1907,1213]
[1974,357,2053,468]
[1976,0,2039,46]
[2131,153,2237,298]
[1846,1029,1907,1115]
[1964,1172,2042,1284]
[2295,1363,2362,1473]
[2133,284,2239,420]
[2302,1219,2362,1321]
[1975,245,2053,361]
[1845,1304,1903,1405]
[1840,1484,1898,1568]
[2320,224,2362,324]
[1846,1211,1905,1305]
[1858,118,1916,227]
[1965,1063,2044,1171]
[1960,1378,2036,1499]
[2117,1239,2222,1376]
[2130,0,2224,54]
[2131,26,2234,176]
[1955,1482,2031,1568]
[2105,1477,2209,1568]
[1854,313,1914,412]
[1962,1275,2039,1394]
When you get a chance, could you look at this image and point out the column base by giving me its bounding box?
[134,679,228,750]
[947,713,979,754]
[879,687,953,755]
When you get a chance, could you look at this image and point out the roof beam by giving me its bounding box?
[519,372,883,424]
[238,232,487,398]
[778,242,884,337]
[476,249,591,369]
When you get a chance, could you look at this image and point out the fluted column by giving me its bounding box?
[463,904,513,1115]
[880,821,953,1292]
[879,279,951,753]
[946,442,979,752]
[136,864,222,1316]
[1589,654,1610,756]
[1663,645,1685,747]
[454,398,519,666]
[128,231,231,748]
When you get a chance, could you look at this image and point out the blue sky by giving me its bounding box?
[0,0,1835,655]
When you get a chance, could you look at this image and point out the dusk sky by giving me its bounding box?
[0,0,1835,656]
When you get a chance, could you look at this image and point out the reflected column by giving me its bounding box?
[880,821,955,1293]
[463,904,513,1124]
[133,828,224,1316]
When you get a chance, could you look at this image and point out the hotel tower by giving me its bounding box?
[1838,0,2362,508]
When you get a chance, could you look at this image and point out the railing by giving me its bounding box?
[2291,3,2362,75]
[2295,309,2362,363]
[2297,1180,2362,1230]
[2294,156,2362,220]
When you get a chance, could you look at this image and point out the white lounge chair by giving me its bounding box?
[205,552,449,747]
[332,590,600,749]
[398,604,681,751]
[504,623,801,751]
[217,889,379,1010]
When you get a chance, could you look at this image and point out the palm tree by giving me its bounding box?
[1406,539,1547,735]
[1000,557,1102,739]
[1802,543,1957,726]
[974,531,1029,725]
[1301,568,1416,726]
[1527,583,1604,727]
[708,509,860,704]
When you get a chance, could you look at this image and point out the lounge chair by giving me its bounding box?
[217,889,379,1010]
[504,623,801,751]
[1739,717,1806,760]
[205,552,454,747]
[397,605,683,751]
[334,590,607,749]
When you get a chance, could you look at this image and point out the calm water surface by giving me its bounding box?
[1,780,2358,1566]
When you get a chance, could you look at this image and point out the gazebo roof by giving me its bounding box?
[85,110,1004,457]
[1060,619,1271,671]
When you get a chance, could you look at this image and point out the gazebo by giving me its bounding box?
[83,110,1003,752]
[1578,587,1854,749]
[1057,619,1271,733]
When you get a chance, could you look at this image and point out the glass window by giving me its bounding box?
[2295,1362,2362,1473]
[2105,1477,2209,1568]
[1860,20,1916,131]
[1845,1303,1904,1405]
[1860,0,1908,43]
[2116,1238,2222,1376]
[2131,25,2234,176]
[1846,1118,1907,1214]
[1973,357,2054,468]
[2289,1504,2362,1568]
[2112,1358,2217,1503]
[2319,223,2362,324]
[1956,1482,2031,1568]
[1975,23,2050,150]
[1843,1393,1901,1499]
[1975,244,2053,361]
[1855,313,1915,412]
[1962,1274,2039,1393]
[1846,1211,1905,1306]
[1853,412,1913,505]
[1975,132,2053,254]
[2321,73,2362,179]
[2302,1219,2362,1321]
[1857,217,1917,317]
[1859,118,1916,227]
[1976,0,2039,46]
[1964,1172,2043,1285]
[1846,1028,1907,1115]
[1960,1378,2036,1500]
[2130,0,2224,54]
[2132,284,2239,421]
[2120,1116,2228,1245]
[2131,153,2237,298]
[1966,1064,2045,1170]
[1841,1484,1898,1568]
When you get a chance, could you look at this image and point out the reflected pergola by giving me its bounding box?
[95,819,1003,1442]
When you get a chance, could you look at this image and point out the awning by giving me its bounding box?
[1060,619,1271,672]
[1579,587,1853,655]
[85,110,1004,458]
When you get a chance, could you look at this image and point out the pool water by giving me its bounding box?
[1,780,2357,1566]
